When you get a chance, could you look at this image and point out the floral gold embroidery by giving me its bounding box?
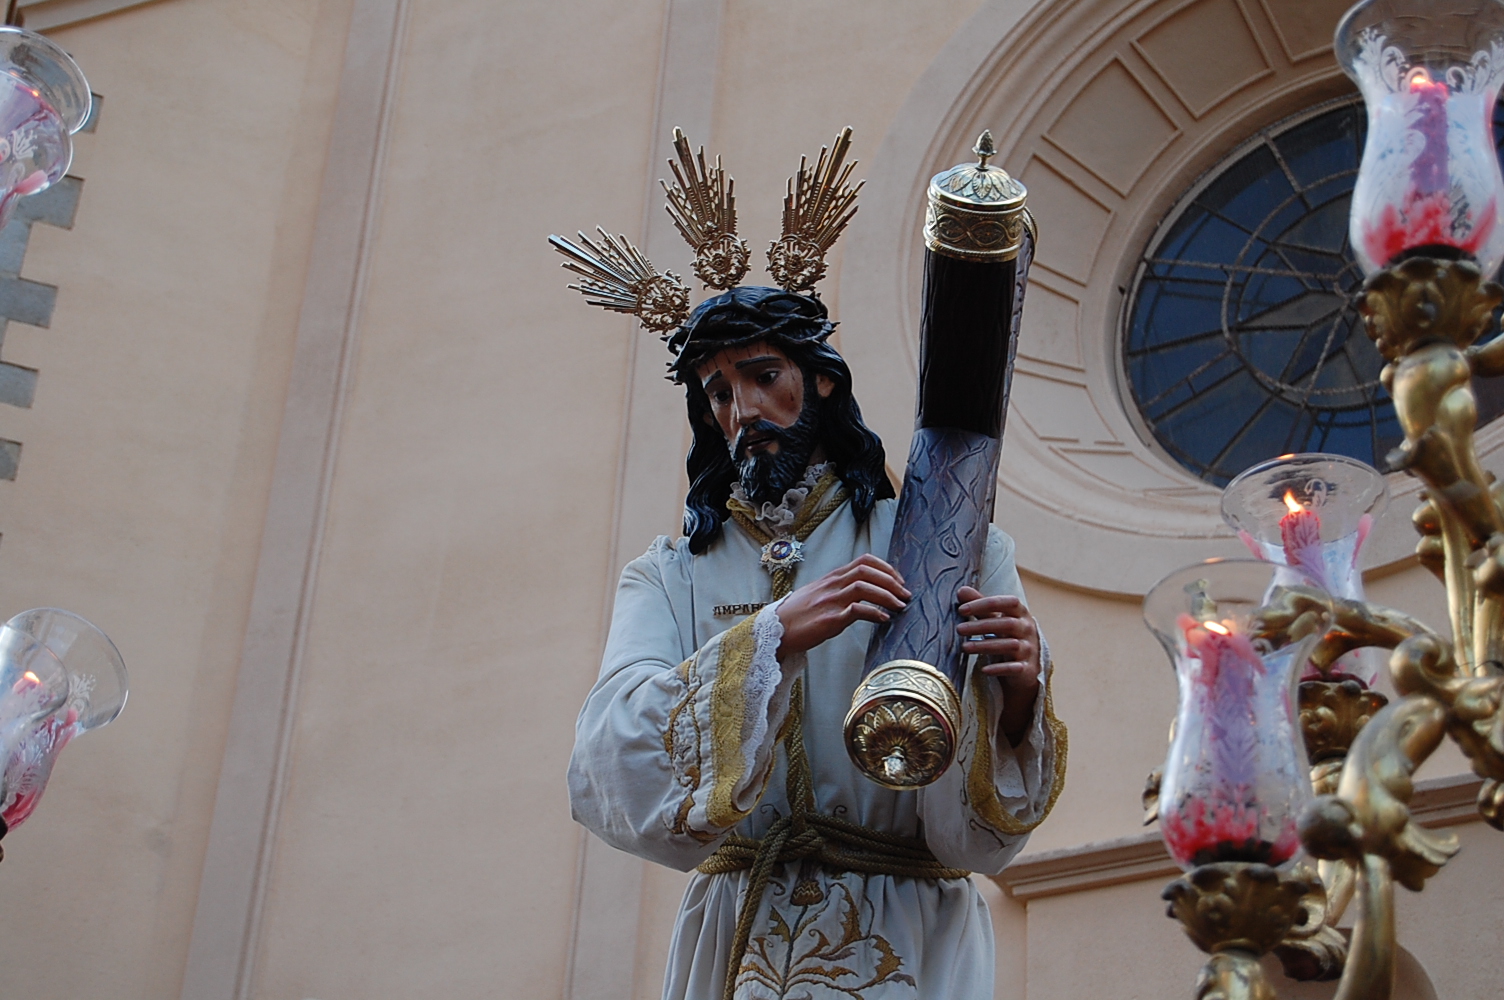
[737,880,916,999]
[707,614,760,829]
[666,655,718,843]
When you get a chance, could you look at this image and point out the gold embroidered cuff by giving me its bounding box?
[966,666,1068,836]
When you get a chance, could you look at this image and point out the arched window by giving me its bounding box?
[1123,97,1504,486]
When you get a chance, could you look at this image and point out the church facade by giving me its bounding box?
[0,0,1497,997]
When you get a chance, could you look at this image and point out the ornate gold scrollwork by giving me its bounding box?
[1251,254,1504,1000]
[1361,259,1504,583]
[1478,777,1504,829]
[843,660,960,789]
[1291,678,1389,968]
[1299,681,1389,765]
[1297,695,1460,1000]
[923,130,1031,262]
[1163,862,1313,1000]
[1271,867,1348,983]
[1302,695,1459,892]
[1136,183,1504,999]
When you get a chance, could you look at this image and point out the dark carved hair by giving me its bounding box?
[675,287,894,553]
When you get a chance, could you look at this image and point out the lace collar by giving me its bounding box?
[729,462,834,534]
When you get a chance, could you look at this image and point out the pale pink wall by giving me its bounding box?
[0,0,352,995]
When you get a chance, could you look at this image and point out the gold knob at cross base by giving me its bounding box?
[843,660,962,789]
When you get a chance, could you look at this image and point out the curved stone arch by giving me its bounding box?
[837,0,1483,594]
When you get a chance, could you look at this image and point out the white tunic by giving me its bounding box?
[568,495,1065,1000]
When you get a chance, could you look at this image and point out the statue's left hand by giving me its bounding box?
[957,586,1041,746]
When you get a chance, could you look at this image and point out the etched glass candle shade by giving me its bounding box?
[0,616,68,774]
[1222,453,1387,685]
[0,609,126,831]
[0,26,89,230]
[1336,0,1504,275]
[1145,561,1332,870]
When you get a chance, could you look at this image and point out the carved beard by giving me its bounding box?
[732,389,821,507]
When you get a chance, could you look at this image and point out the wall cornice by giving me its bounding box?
[994,774,1486,901]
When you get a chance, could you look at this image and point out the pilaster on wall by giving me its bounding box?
[565,2,726,996]
[178,0,409,996]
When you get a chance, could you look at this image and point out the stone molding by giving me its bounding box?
[837,0,1459,596]
[20,0,162,31]
[994,773,1486,901]
[177,1,411,997]
[564,2,726,999]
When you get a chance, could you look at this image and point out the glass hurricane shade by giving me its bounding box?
[1144,560,1332,870]
[0,27,89,231]
[1337,0,1504,274]
[0,609,125,831]
[1222,453,1388,685]
[0,619,68,774]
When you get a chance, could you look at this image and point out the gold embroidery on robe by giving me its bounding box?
[965,668,1069,836]
[706,614,761,829]
[736,879,916,999]
[665,655,718,842]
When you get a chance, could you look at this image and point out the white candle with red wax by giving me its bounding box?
[1278,491,1325,589]
[1158,614,1302,868]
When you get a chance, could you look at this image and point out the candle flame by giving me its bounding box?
[1202,620,1230,635]
[1407,67,1442,93]
[1283,491,1304,515]
[22,671,37,683]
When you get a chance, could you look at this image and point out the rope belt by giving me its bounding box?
[697,812,968,881]
[709,473,971,1000]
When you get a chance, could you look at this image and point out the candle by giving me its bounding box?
[0,705,77,829]
[1358,68,1499,268]
[1279,491,1325,589]
[1159,614,1302,867]
[1274,489,1377,684]
[1408,70,1451,195]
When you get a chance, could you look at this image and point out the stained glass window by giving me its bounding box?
[1122,96,1504,486]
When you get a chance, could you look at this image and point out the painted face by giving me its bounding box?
[694,341,808,457]
[693,340,833,505]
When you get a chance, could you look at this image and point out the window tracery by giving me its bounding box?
[1124,97,1504,485]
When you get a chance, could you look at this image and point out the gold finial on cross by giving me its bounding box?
[972,130,997,169]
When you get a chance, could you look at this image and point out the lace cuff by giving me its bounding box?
[737,601,803,800]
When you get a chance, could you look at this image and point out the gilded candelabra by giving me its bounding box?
[1146,2,1504,995]
[1157,255,1504,1000]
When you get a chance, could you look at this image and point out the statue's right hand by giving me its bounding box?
[775,554,910,660]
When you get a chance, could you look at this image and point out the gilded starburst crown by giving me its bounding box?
[549,127,862,338]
